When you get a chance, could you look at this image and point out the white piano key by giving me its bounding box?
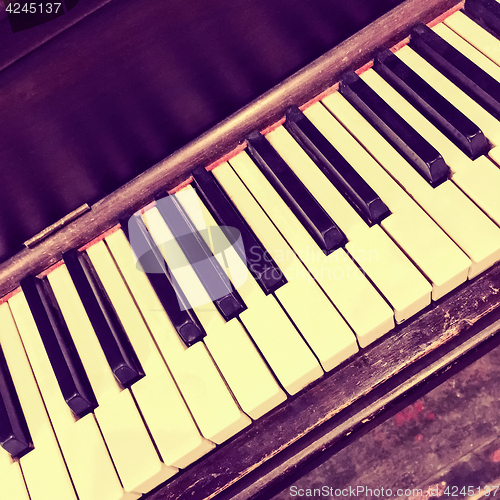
[396,45,500,146]
[0,303,78,500]
[306,96,471,300]
[103,231,215,467]
[433,22,500,82]
[94,389,175,493]
[443,11,500,67]
[110,220,285,419]
[228,151,394,348]
[265,125,432,323]
[145,203,322,395]
[195,304,286,418]
[47,265,177,493]
[450,154,500,226]
[323,90,500,278]
[0,448,29,500]
[172,186,290,410]
[87,236,250,444]
[211,163,358,366]
[8,292,135,500]
[360,66,500,227]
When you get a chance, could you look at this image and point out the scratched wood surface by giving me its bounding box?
[270,347,500,499]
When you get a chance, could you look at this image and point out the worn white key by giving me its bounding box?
[195,304,286,417]
[266,124,432,323]
[361,66,500,226]
[306,96,470,300]
[47,265,176,493]
[173,187,288,411]
[113,213,285,418]
[0,448,29,500]
[433,22,500,82]
[89,235,249,444]
[211,163,358,368]
[145,203,322,395]
[228,151,394,347]
[8,292,134,500]
[396,45,500,146]
[104,231,215,466]
[0,303,78,500]
[444,11,500,67]
[175,186,322,394]
[324,90,500,278]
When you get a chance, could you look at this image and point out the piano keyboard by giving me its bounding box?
[2,2,500,499]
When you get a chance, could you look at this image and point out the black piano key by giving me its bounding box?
[464,0,500,43]
[283,106,391,226]
[20,275,97,418]
[410,23,500,121]
[0,346,33,458]
[374,48,489,159]
[339,71,450,187]
[246,131,347,254]
[192,167,287,295]
[121,215,206,346]
[63,249,144,388]
[155,195,247,321]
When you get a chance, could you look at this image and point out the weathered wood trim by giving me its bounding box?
[0,0,461,299]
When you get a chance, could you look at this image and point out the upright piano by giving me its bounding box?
[1,0,500,499]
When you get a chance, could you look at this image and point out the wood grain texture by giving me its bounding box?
[0,0,461,300]
[145,264,500,500]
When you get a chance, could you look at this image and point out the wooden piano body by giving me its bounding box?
[0,0,500,498]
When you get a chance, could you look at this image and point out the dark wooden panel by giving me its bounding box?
[0,0,111,67]
[0,0,460,300]
[0,0,405,262]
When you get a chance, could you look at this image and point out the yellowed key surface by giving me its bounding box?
[97,230,250,444]
[323,90,500,278]
[444,11,500,67]
[105,230,215,467]
[396,45,500,146]
[360,67,500,227]
[228,151,394,347]
[0,448,29,500]
[433,22,500,83]
[212,163,359,370]
[48,264,176,493]
[265,124,432,323]
[307,95,470,300]
[8,293,134,500]
[173,186,289,412]
[0,303,79,500]
[144,204,322,395]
